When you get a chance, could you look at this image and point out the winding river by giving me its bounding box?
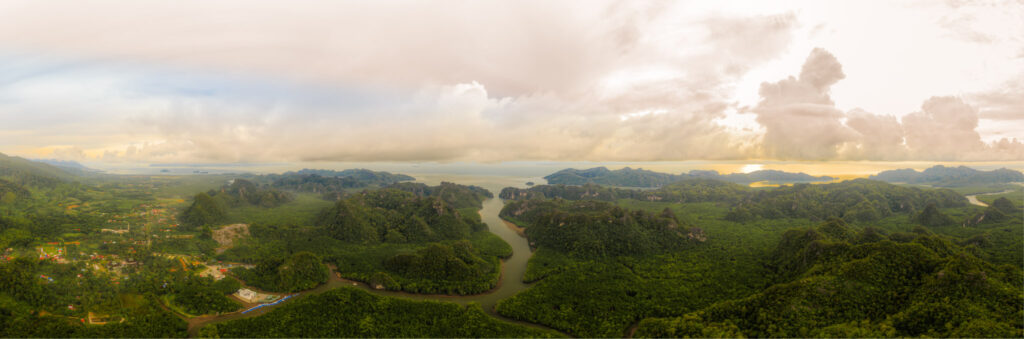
[187,177,548,336]
[965,184,1024,207]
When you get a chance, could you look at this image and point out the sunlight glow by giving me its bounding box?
[740,164,763,173]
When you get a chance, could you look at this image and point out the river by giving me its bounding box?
[186,175,550,336]
[965,183,1024,207]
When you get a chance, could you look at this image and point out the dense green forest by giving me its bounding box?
[2,154,512,336]
[309,186,505,294]
[725,179,967,223]
[493,178,1022,337]
[500,179,749,204]
[198,287,562,338]
[635,218,1023,338]
[315,188,484,244]
[265,169,414,200]
[203,181,505,295]
[386,181,493,209]
[503,179,967,225]
[501,199,703,257]
[231,251,329,293]
[180,178,294,230]
[378,240,500,294]
[285,168,415,184]
[0,149,1021,338]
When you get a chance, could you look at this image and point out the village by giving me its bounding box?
[3,192,296,324]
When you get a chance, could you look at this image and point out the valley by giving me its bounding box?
[0,156,1021,338]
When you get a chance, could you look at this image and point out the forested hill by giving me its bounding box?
[0,152,75,187]
[313,184,504,294]
[180,178,293,228]
[31,159,102,176]
[544,167,683,187]
[287,168,414,184]
[869,165,1024,186]
[215,178,293,207]
[500,199,705,257]
[387,182,493,209]
[502,179,966,225]
[266,168,416,200]
[544,166,834,187]
[500,180,748,204]
[315,188,485,244]
[726,179,966,223]
[636,219,1024,338]
[200,287,562,338]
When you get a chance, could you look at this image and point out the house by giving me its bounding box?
[235,288,259,303]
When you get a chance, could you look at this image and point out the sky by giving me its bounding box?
[0,0,1022,165]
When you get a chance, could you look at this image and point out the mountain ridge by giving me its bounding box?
[869,165,1023,187]
[544,166,835,187]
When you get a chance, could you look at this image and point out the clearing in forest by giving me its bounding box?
[213,224,250,254]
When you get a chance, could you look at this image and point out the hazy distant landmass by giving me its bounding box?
[33,158,103,176]
[33,159,88,170]
[544,166,834,187]
[288,168,414,182]
[870,165,1024,187]
[0,153,78,186]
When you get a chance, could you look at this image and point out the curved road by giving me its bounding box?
[187,181,549,336]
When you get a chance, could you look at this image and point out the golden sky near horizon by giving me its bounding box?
[0,0,1022,164]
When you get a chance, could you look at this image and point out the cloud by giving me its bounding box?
[901,96,985,160]
[969,77,1024,121]
[752,48,858,159]
[934,0,1024,44]
[102,78,749,163]
[0,4,805,164]
[50,146,87,161]
[843,109,907,160]
[0,0,670,98]
[0,2,1021,163]
[751,47,1024,161]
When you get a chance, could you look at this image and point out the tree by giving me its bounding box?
[180,192,226,230]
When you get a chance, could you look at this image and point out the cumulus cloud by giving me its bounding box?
[752,48,858,159]
[843,109,907,160]
[751,47,1024,161]
[901,96,985,160]
[968,77,1024,143]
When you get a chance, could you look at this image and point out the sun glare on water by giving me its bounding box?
[740,164,763,173]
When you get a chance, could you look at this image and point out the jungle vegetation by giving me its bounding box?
[198,287,562,338]
[493,179,1022,337]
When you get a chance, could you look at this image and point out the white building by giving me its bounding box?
[235,288,259,303]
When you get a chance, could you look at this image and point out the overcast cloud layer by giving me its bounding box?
[0,0,1021,163]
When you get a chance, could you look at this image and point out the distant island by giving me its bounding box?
[870,165,1024,187]
[543,166,834,187]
